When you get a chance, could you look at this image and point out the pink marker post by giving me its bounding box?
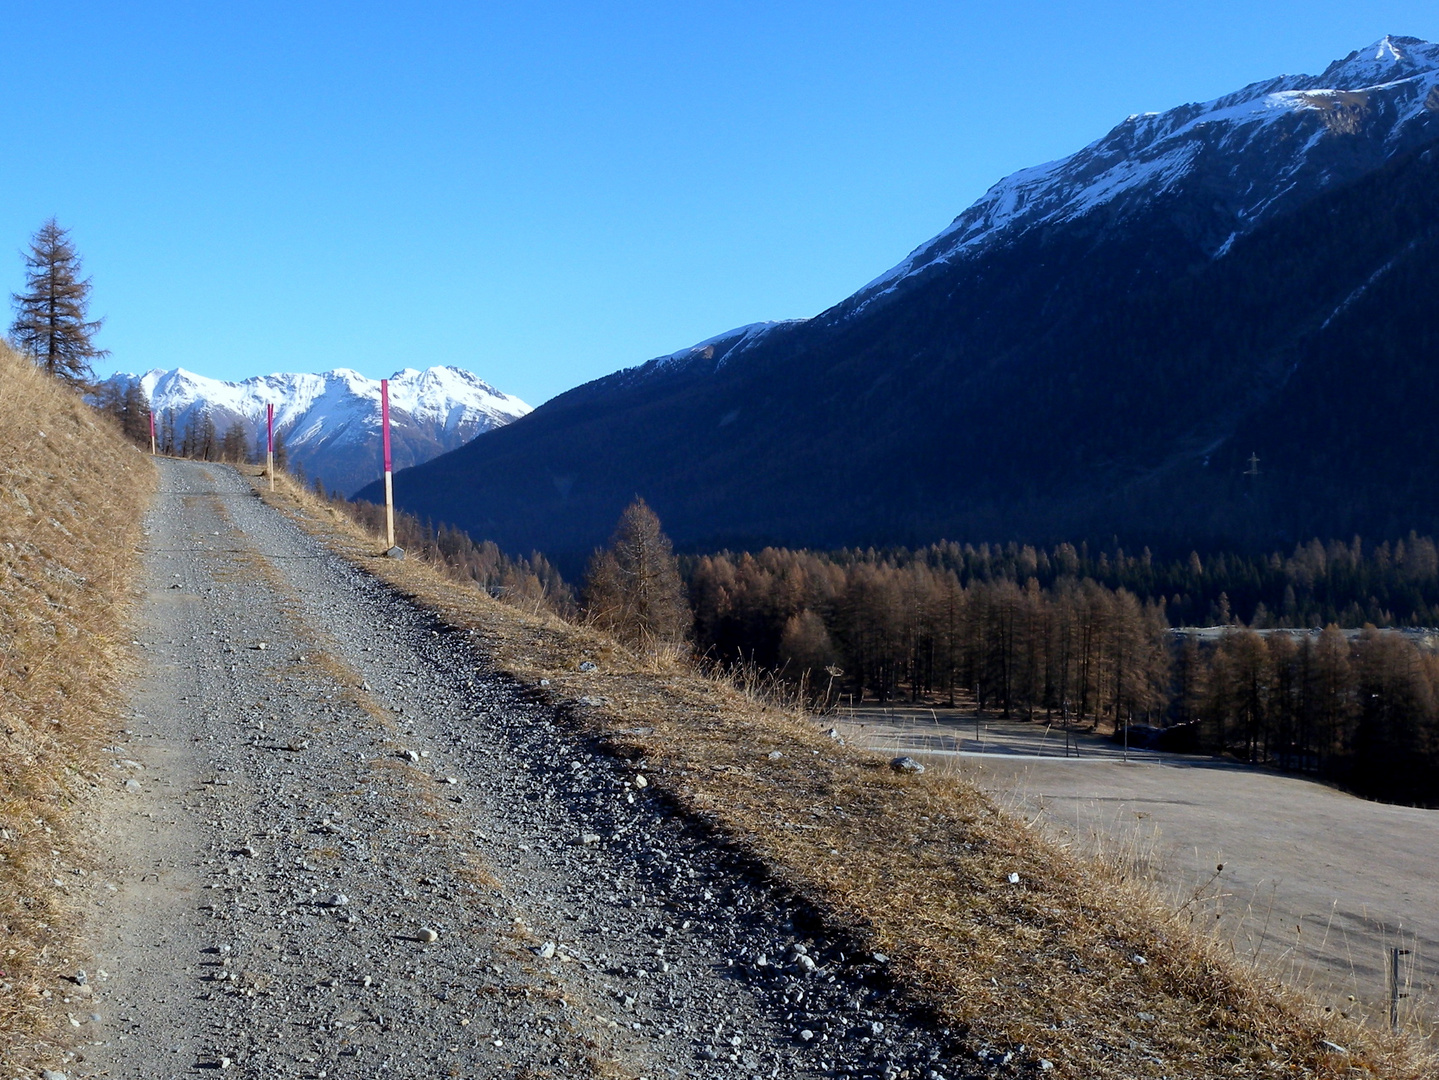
[148,409,157,456]
[381,379,395,549]
[267,403,275,491]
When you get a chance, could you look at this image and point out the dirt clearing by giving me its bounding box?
[838,707,1439,1032]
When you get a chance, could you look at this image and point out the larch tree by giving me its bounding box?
[10,218,108,383]
[584,497,689,650]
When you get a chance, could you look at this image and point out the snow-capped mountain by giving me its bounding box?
[849,34,1439,313]
[103,366,530,496]
[368,36,1439,564]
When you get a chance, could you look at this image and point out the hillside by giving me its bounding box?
[367,36,1439,568]
[0,345,153,1062]
[260,467,1432,1078]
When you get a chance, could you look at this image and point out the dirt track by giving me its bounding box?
[58,460,961,1080]
[837,707,1439,1029]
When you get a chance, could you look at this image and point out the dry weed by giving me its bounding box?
[0,344,154,1061]
[255,469,1435,1079]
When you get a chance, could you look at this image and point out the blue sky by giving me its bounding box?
[2,2,1433,404]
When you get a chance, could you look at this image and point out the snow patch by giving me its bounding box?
[848,35,1439,314]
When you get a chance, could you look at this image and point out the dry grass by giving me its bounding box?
[0,345,154,1059]
[255,468,1434,1078]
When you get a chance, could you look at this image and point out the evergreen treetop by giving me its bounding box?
[10,218,108,383]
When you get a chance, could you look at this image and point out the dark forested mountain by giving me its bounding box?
[366,36,1439,568]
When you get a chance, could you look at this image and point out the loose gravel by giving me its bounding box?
[61,460,974,1080]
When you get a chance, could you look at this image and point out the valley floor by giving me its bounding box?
[838,708,1439,1033]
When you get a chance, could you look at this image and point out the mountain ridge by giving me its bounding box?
[365,36,1439,569]
[102,365,529,496]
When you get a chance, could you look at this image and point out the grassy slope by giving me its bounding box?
[0,345,154,1059]
[259,470,1430,1080]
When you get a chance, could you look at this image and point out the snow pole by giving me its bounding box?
[266,403,275,491]
[381,378,395,549]
[148,409,156,456]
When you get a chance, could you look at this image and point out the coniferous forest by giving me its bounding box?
[684,541,1439,806]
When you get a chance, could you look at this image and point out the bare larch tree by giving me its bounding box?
[585,497,690,649]
[10,218,108,383]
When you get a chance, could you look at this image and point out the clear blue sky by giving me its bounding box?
[2,2,1433,404]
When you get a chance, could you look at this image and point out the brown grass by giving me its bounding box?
[0,344,154,1059]
[254,468,1433,1078]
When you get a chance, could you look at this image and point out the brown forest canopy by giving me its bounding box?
[684,543,1439,806]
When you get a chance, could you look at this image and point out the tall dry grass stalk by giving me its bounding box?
[257,467,1435,1079]
[0,344,154,1059]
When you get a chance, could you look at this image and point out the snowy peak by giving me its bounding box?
[104,365,530,495]
[1318,35,1439,88]
[850,35,1439,312]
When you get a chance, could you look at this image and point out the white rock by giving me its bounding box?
[890,756,925,774]
[417,927,439,942]
[580,833,601,845]
[1007,872,1021,884]
[124,778,142,793]
[767,750,783,760]
[633,774,648,788]
[799,1029,815,1041]
[536,942,556,959]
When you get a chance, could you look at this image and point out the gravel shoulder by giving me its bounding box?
[65,460,959,1080]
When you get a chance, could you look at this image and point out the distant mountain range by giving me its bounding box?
[367,36,1439,568]
[102,367,529,496]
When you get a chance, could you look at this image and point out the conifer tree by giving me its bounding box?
[585,498,689,649]
[10,219,108,383]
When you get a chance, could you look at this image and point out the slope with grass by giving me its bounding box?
[262,472,1435,1078]
[0,344,154,1061]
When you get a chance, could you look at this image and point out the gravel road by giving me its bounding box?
[61,460,970,1080]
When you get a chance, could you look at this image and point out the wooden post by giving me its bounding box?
[1391,947,1411,1030]
[381,378,394,549]
[266,403,275,491]
[148,409,156,456]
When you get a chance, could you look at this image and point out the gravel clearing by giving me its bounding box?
[64,460,970,1080]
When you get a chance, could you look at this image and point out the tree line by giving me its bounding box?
[832,537,1439,629]
[684,545,1439,804]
